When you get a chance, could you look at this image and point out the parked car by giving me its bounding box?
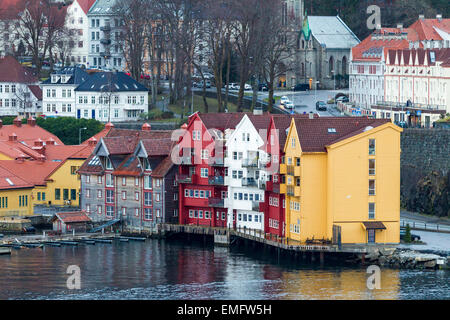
[226,83,239,90]
[195,80,211,88]
[280,96,290,106]
[400,226,421,241]
[336,95,349,103]
[316,101,327,111]
[258,83,268,91]
[292,83,310,91]
[244,83,252,90]
[285,101,294,109]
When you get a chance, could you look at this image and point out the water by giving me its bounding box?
[0,239,448,300]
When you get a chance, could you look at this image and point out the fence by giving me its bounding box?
[401,220,450,233]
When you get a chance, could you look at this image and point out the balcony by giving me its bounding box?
[242,158,258,168]
[208,176,224,186]
[287,165,301,176]
[208,157,225,167]
[100,52,111,58]
[280,163,286,174]
[252,201,262,212]
[287,185,301,197]
[176,174,194,184]
[100,38,112,46]
[242,177,258,187]
[209,198,225,208]
[100,25,111,32]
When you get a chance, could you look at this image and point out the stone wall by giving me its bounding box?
[401,129,450,217]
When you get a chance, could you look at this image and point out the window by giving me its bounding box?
[135,178,139,186]
[192,130,201,140]
[55,188,61,200]
[106,174,113,187]
[201,149,209,159]
[369,139,376,155]
[369,180,376,195]
[154,193,161,202]
[369,159,376,175]
[97,190,102,198]
[200,168,208,178]
[106,190,114,203]
[122,191,127,200]
[97,205,102,214]
[135,192,139,201]
[106,206,114,217]
[144,176,152,189]
[369,203,375,219]
[144,208,152,220]
[144,192,152,206]
[291,138,296,148]
[71,189,76,201]
[97,176,102,184]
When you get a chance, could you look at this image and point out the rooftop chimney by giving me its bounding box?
[141,123,151,131]
[13,117,22,127]
[436,14,442,22]
[88,137,98,146]
[46,137,56,145]
[27,117,36,127]
[105,122,115,130]
[397,23,403,30]
[309,112,314,120]
[9,133,17,142]
[253,107,263,115]
[34,138,44,147]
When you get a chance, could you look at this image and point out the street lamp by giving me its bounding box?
[79,127,87,145]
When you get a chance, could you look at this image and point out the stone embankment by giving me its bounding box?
[359,247,448,270]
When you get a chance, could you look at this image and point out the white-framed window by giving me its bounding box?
[144,176,152,189]
[106,206,114,217]
[201,149,209,159]
[369,203,375,219]
[135,192,139,201]
[144,208,152,220]
[122,191,127,200]
[97,205,102,214]
[369,180,376,195]
[200,168,208,178]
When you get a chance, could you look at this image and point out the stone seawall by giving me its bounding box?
[401,129,450,217]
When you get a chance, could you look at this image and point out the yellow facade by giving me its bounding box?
[0,154,13,161]
[33,159,83,207]
[0,188,34,217]
[283,120,402,244]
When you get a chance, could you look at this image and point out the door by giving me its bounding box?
[91,109,95,119]
[77,109,81,119]
[368,229,375,243]
[425,116,430,128]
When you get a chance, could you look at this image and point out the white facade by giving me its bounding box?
[0,83,41,117]
[42,82,77,117]
[349,56,385,109]
[87,0,125,71]
[74,90,148,121]
[65,0,91,66]
[224,115,266,232]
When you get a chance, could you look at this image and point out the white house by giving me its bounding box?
[0,56,41,117]
[41,66,90,117]
[65,0,96,67]
[224,114,270,232]
[73,71,148,122]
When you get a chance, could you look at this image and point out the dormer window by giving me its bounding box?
[144,159,150,171]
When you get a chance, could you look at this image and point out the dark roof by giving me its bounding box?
[27,85,42,100]
[293,118,391,152]
[141,138,174,157]
[362,221,386,230]
[196,112,247,130]
[272,114,316,148]
[74,72,148,92]
[152,156,174,177]
[41,66,90,85]
[0,56,38,83]
[113,154,141,176]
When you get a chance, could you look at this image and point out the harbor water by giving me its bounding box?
[0,239,448,300]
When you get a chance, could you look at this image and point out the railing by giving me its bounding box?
[287,186,295,196]
[287,165,295,176]
[401,220,450,233]
[242,158,258,168]
[208,198,225,208]
[208,158,225,166]
[242,178,257,187]
[100,24,111,32]
[208,176,224,185]
[100,38,111,46]
[375,101,446,111]
[252,201,262,212]
[176,174,193,183]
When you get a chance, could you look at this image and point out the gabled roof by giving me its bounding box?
[113,154,141,176]
[27,85,42,100]
[76,0,97,15]
[140,138,175,157]
[0,0,26,20]
[272,114,317,148]
[196,112,247,131]
[307,16,360,49]
[0,160,61,186]
[0,122,63,146]
[386,48,450,67]
[0,166,33,190]
[74,72,148,92]
[0,56,38,83]
[408,18,450,41]
[292,118,392,152]
[51,211,91,223]
[151,156,174,178]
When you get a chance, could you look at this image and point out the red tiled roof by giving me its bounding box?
[0,160,61,186]
[272,114,316,148]
[0,123,63,146]
[0,0,26,19]
[197,112,247,130]
[386,48,450,67]
[76,0,96,15]
[140,138,174,157]
[409,18,450,41]
[27,85,42,100]
[53,211,91,223]
[0,166,33,190]
[0,56,38,83]
[151,156,174,178]
[293,118,391,152]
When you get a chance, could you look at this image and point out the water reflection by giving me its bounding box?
[0,240,448,300]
